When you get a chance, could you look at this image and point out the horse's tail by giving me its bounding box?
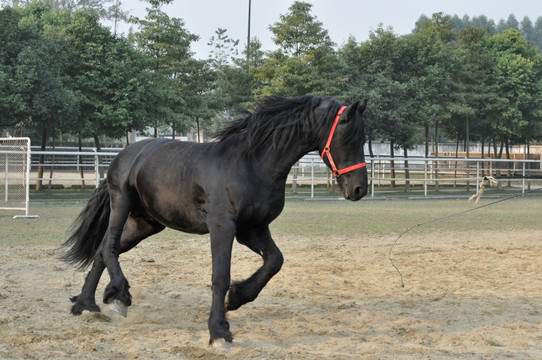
[60,179,111,269]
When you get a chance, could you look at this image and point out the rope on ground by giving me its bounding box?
[388,176,541,289]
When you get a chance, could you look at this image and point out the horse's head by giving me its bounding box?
[320,100,368,201]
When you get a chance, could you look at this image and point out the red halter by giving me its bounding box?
[320,106,367,178]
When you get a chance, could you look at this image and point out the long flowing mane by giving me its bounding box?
[213,95,346,157]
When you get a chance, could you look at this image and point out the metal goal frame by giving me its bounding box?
[0,137,39,219]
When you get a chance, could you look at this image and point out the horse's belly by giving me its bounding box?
[157,210,209,234]
[142,196,209,235]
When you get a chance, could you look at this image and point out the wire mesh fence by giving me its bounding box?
[0,137,32,215]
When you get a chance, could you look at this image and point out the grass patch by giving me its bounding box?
[272,197,541,237]
[1,196,540,247]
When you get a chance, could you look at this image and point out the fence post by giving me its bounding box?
[94,149,99,188]
[371,159,375,198]
[522,160,526,195]
[476,161,480,193]
[4,154,8,202]
[310,158,314,199]
[424,159,428,197]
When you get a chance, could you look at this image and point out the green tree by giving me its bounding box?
[532,17,542,50]
[443,26,494,157]
[409,13,458,157]
[0,6,28,127]
[520,16,534,42]
[129,0,198,138]
[64,9,152,149]
[362,28,422,188]
[487,29,542,157]
[178,58,216,142]
[207,28,258,129]
[256,1,342,97]
[0,4,79,190]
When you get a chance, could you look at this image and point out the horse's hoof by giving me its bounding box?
[211,338,234,351]
[71,302,101,315]
[108,299,128,317]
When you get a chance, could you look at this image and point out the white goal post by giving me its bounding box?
[0,137,39,219]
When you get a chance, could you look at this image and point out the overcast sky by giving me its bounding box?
[116,0,541,58]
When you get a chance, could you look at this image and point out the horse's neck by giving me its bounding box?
[258,138,319,182]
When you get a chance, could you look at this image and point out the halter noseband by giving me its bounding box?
[320,106,367,178]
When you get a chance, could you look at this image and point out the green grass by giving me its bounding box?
[273,197,541,237]
[1,196,540,246]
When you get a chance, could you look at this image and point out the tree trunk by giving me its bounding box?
[434,121,439,157]
[425,125,430,157]
[492,137,503,189]
[292,162,298,194]
[48,129,56,191]
[454,137,459,188]
[94,135,104,180]
[196,117,201,143]
[465,115,470,193]
[482,137,486,177]
[434,122,439,191]
[78,137,85,190]
[36,127,48,192]
[527,143,531,191]
[390,142,395,188]
[403,147,410,192]
[505,137,511,187]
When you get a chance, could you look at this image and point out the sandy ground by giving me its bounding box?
[1,229,542,359]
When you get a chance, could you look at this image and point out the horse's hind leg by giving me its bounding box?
[70,214,164,315]
[70,255,105,314]
[226,226,284,311]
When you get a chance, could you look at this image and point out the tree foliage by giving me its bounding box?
[255,1,342,97]
[1,1,542,156]
[129,0,199,138]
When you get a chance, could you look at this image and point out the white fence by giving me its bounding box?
[289,153,542,198]
[13,148,540,199]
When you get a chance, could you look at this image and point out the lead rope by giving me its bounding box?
[388,176,542,288]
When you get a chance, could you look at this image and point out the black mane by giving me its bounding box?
[213,95,349,157]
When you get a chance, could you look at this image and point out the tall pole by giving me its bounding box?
[247,0,252,65]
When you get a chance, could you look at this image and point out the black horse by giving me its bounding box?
[61,95,368,347]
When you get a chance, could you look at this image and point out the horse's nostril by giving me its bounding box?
[354,186,367,199]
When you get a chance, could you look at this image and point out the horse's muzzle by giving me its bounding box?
[340,180,367,201]
[343,185,367,201]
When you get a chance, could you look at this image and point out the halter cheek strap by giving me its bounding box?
[320,106,367,178]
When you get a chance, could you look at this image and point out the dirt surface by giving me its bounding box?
[1,229,542,359]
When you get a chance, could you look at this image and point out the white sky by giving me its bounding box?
[115,0,542,58]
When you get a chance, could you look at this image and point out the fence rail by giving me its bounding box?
[1,148,540,199]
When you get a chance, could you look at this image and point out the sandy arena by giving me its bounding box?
[1,227,542,359]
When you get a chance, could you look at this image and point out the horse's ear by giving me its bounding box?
[342,99,368,122]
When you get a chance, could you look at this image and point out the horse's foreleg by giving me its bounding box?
[208,219,236,347]
[100,196,136,315]
[226,227,283,311]
[101,235,131,316]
